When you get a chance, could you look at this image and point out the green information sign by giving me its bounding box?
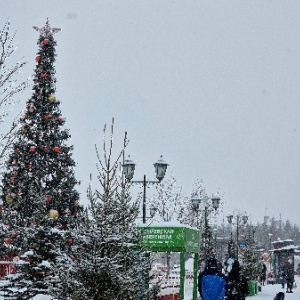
[138,224,200,300]
[138,225,200,253]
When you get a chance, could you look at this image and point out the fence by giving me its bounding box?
[0,257,16,278]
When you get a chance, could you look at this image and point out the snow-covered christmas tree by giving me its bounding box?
[242,229,261,281]
[53,122,159,300]
[2,19,80,223]
[0,20,83,299]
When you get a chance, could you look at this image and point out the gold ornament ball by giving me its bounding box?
[5,194,14,204]
[48,95,56,103]
[48,209,59,219]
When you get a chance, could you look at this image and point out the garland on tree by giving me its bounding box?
[0,20,83,298]
[2,19,81,228]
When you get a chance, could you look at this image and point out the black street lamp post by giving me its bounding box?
[213,227,218,256]
[190,193,221,261]
[268,233,273,251]
[227,212,248,259]
[123,155,168,223]
[268,232,273,273]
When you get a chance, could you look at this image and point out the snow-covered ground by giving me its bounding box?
[0,277,299,299]
[0,295,51,299]
[184,276,300,300]
[244,276,300,300]
[154,257,300,299]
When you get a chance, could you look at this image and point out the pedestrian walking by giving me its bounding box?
[198,257,226,300]
[285,259,294,293]
[278,267,285,289]
[260,263,267,286]
[225,260,249,300]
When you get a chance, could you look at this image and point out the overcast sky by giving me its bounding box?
[2,1,300,225]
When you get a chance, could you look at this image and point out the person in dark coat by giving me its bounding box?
[278,267,285,289]
[226,260,249,300]
[284,259,294,293]
[274,292,285,300]
[260,263,267,285]
[198,257,226,300]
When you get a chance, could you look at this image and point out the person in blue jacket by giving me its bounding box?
[198,257,226,300]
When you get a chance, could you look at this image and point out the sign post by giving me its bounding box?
[138,224,200,300]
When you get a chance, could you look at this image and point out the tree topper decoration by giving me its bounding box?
[33,19,61,36]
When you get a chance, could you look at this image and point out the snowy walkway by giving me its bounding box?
[0,277,299,299]
[184,276,300,300]
[244,276,300,300]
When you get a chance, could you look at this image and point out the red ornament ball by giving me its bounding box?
[67,239,73,245]
[35,55,41,63]
[53,147,61,153]
[11,232,17,238]
[29,146,36,153]
[28,105,35,112]
[40,73,47,78]
[43,146,49,152]
[4,238,12,245]
[57,117,64,124]
[43,39,50,45]
[44,114,51,120]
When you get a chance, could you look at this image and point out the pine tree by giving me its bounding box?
[0,193,68,299]
[0,20,82,298]
[2,19,81,227]
[178,179,220,261]
[242,230,261,281]
[53,122,159,300]
[227,233,235,259]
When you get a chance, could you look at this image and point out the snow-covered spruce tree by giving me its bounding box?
[2,19,81,226]
[0,193,72,299]
[178,179,221,261]
[0,19,29,172]
[177,179,207,229]
[53,122,159,300]
[0,20,82,298]
[227,234,235,259]
[241,230,261,281]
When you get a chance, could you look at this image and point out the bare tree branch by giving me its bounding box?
[0,20,30,177]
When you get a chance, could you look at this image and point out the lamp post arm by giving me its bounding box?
[131,177,161,224]
[131,180,160,185]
